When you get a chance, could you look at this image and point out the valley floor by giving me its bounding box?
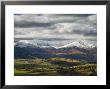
[14,58,97,76]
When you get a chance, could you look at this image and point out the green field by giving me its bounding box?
[14,58,97,76]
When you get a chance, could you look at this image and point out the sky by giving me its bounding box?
[14,14,97,40]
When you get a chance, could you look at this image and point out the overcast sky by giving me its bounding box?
[14,14,97,40]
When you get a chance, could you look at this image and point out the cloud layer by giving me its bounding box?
[14,14,97,40]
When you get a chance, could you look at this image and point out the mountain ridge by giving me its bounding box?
[14,39,97,49]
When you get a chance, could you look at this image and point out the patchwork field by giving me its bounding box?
[14,58,97,76]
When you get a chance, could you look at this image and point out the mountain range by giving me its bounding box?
[14,39,97,63]
[15,39,96,49]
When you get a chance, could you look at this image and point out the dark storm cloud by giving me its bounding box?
[14,14,95,28]
[73,29,97,36]
[55,14,92,17]
[15,21,51,28]
[14,14,97,40]
[84,30,97,36]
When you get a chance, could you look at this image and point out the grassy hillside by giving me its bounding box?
[14,58,97,76]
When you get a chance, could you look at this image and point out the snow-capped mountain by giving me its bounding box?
[14,39,97,62]
[14,40,36,48]
[14,39,96,49]
[56,40,96,49]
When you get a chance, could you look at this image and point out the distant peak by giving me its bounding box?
[14,39,96,49]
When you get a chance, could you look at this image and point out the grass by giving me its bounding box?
[14,58,97,76]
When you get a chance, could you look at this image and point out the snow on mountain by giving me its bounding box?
[14,40,35,48]
[56,40,96,49]
[14,39,96,49]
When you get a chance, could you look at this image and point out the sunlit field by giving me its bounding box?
[14,58,97,76]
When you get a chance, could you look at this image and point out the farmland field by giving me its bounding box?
[14,58,97,76]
